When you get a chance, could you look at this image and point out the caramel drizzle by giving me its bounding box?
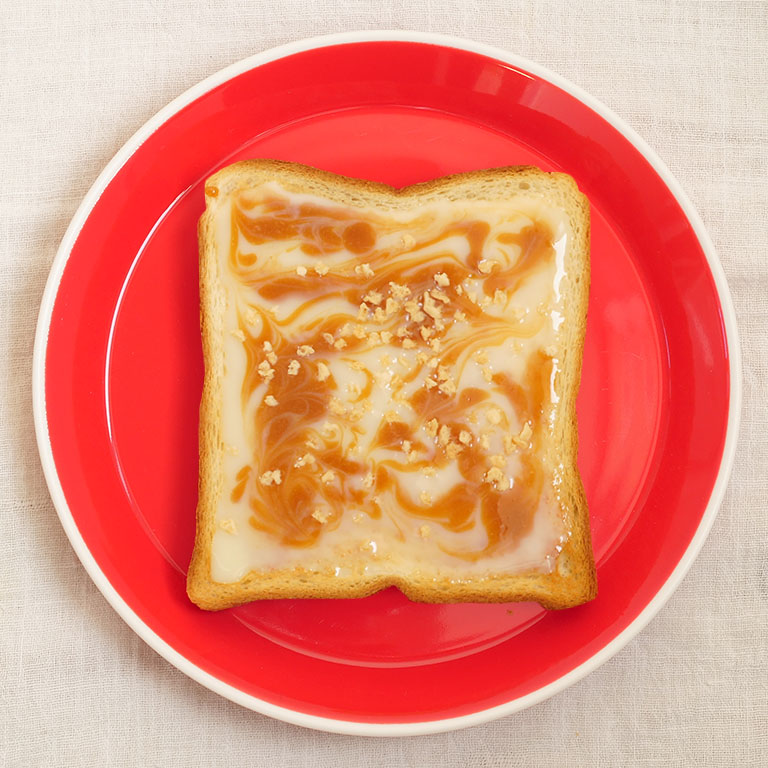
[225,192,557,557]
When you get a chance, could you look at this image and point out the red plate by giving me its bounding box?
[33,32,740,734]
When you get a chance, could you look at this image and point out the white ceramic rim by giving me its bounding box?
[32,30,742,737]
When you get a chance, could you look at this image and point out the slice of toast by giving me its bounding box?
[187,159,595,610]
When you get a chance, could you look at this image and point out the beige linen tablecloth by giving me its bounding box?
[2,2,766,765]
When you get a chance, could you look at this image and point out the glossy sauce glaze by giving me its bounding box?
[209,182,572,582]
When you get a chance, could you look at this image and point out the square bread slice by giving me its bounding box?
[187,159,596,610]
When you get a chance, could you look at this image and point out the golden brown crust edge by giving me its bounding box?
[187,159,595,611]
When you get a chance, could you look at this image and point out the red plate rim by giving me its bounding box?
[32,31,742,736]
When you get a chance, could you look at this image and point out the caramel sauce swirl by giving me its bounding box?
[223,190,561,561]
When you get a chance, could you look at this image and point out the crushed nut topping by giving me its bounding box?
[355,263,374,277]
[259,469,282,486]
[296,345,315,357]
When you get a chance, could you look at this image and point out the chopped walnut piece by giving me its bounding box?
[459,430,472,445]
[431,289,450,304]
[445,442,463,459]
[482,366,494,383]
[245,307,259,325]
[259,470,282,486]
[264,395,278,407]
[219,519,237,535]
[438,425,451,446]
[389,282,411,299]
[395,325,408,338]
[453,310,467,322]
[364,290,383,305]
[419,491,433,506]
[257,361,274,380]
[480,433,491,450]
[287,360,300,376]
[362,471,375,489]
[321,470,336,484]
[424,377,437,390]
[478,259,495,274]
[385,297,399,316]
[322,332,335,346]
[434,272,450,287]
[420,326,433,341]
[422,292,442,320]
[367,331,382,346]
[425,418,439,438]
[334,338,347,350]
[373,307,386,323]
[490,454,506,468]
[503,434,516,454]
[416,351,429,365]
[437,365,450,381]
[438,378,457,396]
[316,362,331,382]
[402,338,416,349]
[352,324,367,339]
[380,330,393,344]
[514,422,533,446]
[339,322,353,337]
[484,466,510,490]
[329,397,347,416]
[429,338,442,352]
[357,303,369,321]
[355,263,374,277]
[487,407,503,425]
[294,453,316,468]
[312,508,330,523]
[296,345,315,357]
[405,300,425,323]
[427,356,439,370]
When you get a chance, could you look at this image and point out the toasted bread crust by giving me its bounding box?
[187,160,595,610]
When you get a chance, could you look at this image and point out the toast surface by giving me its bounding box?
[187,159,595,610]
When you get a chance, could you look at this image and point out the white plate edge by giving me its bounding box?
[31,29,742,737]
